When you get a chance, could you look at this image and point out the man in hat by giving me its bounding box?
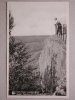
[54,18,62,37]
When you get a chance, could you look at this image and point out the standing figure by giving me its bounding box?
[54,18,62,38]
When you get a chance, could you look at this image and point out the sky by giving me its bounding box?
[8,2,69,36]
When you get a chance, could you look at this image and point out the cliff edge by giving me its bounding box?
[39,35,66,93]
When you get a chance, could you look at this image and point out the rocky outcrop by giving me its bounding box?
[39,35,66,93]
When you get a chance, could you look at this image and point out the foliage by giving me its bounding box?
[9,11,30,92]
[9,11,41,94]
[9,37,30,67]
[9,36,31,91]
[20,65,41,91]
[9,10,15,35]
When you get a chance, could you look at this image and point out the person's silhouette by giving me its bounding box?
[54,18,62,37]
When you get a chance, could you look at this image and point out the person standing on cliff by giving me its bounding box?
[54,18,62,37]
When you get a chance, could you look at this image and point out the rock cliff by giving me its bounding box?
[39,35,66,93]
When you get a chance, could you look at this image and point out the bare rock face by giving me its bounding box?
[39,35,66,93]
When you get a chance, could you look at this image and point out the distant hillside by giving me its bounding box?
[14,35,49,43]
[14,35,49,53]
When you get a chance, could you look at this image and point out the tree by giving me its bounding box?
[9,37,30,67]
[9,37,31,92]
[9,10,15,35]
[22,65,41,91]
[9,11,30,93]
[9,11,40,95]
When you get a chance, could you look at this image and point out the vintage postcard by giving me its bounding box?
[7,2,69,98]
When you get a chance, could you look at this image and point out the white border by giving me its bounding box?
[66,2,69,98]
[7,1,9,98]
[7,1,69,98]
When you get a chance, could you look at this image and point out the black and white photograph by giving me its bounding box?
[7,2,69,98]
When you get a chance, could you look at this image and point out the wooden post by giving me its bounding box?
[62,24,64,41]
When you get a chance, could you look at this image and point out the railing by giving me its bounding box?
[55,24,67,43]
[62,24,67,43]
